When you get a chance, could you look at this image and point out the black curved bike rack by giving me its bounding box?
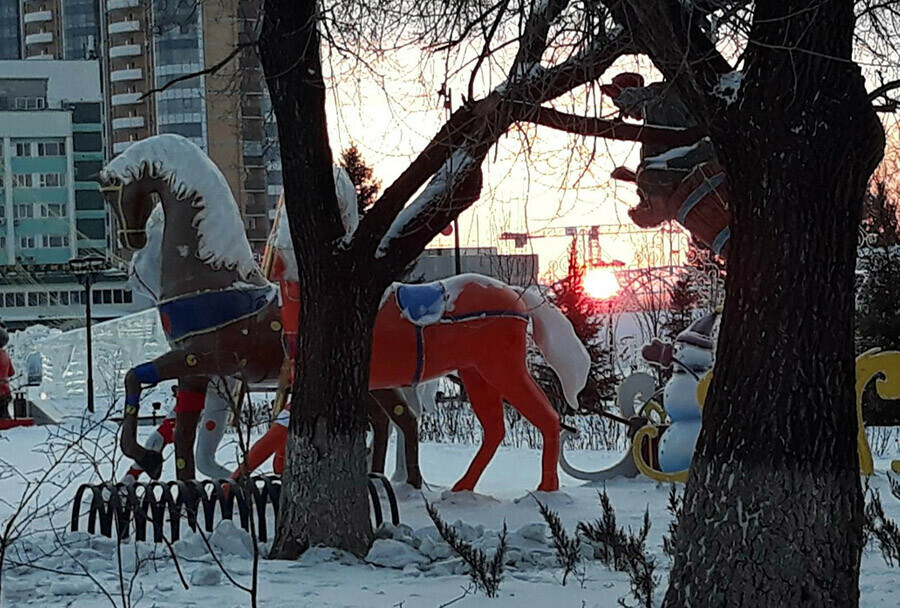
[71,473,400,543]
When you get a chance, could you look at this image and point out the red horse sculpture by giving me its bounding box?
[99,134,590,492]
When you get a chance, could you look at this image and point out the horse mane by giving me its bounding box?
[129,203,164,303]
[270,166,359,283]
[100,134,257,281]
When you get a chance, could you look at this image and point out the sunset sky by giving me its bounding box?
[320,45,690,280]
[317,27,900,282]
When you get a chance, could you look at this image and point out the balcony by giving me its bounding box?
[111,92,142,106]
[23,11,52,24]
[24,32,53,46]
[110,68,142,82]
[107,0,141,10]
[109,44,141,58]
[108,20,140,35]
[112,116,145,130]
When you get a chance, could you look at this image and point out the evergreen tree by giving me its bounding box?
[340,144,381,218]
[534,239,620,412]
[661,273,697,341]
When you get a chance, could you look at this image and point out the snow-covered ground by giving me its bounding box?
[0,422,897,608]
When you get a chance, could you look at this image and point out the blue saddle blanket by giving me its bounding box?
[159,285,276,341]
[395,282,447,326]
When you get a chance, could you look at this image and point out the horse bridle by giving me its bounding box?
[100,182,147,249]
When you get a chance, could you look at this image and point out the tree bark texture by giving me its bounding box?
[661,2,885,607]
[258,0,379,558]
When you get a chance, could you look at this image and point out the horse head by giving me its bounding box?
[96,165,157,251]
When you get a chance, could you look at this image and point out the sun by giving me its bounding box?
[583,267,620,300]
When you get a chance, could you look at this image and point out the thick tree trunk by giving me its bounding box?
[258,0,382,558]
[269,276,378,558]
[662,2,884,606]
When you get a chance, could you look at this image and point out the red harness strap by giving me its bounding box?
[174,390,205,414]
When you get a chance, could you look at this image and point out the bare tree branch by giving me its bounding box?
[355,31,634,272]
[138,41,256,100]
[868,78,900,101]
[514,104,703,144]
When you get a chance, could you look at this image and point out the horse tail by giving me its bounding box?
[516,286,590,410]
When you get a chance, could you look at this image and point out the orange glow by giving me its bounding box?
[583,267,620,300]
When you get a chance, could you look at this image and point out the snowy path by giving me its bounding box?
[0,425,897,607]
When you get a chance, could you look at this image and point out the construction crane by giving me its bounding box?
[499,223,684,269]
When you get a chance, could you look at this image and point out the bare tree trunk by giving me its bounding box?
[258,0,380,558]
[662,2,884,606]
[270,279,378,557]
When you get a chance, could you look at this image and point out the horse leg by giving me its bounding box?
[122,350,227,478]
[384,388,422,489]
[234,406,291,478]
[173,376,208,481]
[194,377,233,479]
[368,392,390,475]
[452,369,505,492]
[496,373,561,492]
[122,405,176,482]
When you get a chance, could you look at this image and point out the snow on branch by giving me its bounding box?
[375,150,478,259]
[515,104,702,145]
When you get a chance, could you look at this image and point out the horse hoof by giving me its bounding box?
[141,452,164,480]
[451,481,474,492]
[536,482,559,492]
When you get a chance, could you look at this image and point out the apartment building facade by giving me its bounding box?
[5,0,273,254]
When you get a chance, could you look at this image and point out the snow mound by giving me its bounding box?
[367,539,431,568]
[190,565,223,586]
[366,519,562,572]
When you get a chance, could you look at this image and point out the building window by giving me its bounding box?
[3,294,13,308]
[39,203,65,218]
[0,236,5,249]
[14,204,34,219]
[36,141,65,157]
[73,132,102,152]
[39,173,65,188]
[28,293,37,307]
[70,290,82,305]
[14,97,45,110]
[59,291,69,305]
[18,235,35,249]
[75,190,104,210]
[76,218,105,240]
[41,235,69,248]
[13,174,33,188]
[14,143,31,157]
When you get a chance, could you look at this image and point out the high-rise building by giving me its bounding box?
[17,0,101,60]
[0,60,107,265]
[0,3,20,59]
[0,1,275,251]
[102,0,271,252]
[0,59,147,328]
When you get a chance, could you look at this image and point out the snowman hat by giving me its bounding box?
[675,313,717,350]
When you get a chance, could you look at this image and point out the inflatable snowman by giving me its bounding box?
[654,314,717,473]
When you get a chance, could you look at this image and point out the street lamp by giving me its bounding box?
[68,255,107,414]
